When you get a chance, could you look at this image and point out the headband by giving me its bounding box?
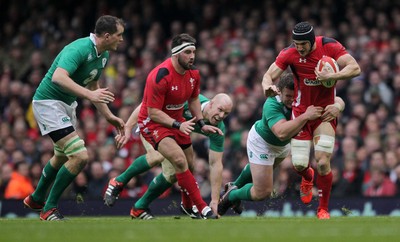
[171,42,196,56]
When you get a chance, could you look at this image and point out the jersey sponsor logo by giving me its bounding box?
[166,103,184,110]
[299,58,307,63]
[304,78,322,86]
[171,86,178,91]
[87,53,93,61]
[189,78,195,89]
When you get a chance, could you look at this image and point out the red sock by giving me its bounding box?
[176,169,207,212]
[181,190,193,208]
[316,171,333,210]
[295,166,313,182]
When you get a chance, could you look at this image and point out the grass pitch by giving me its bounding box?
[1,216,399,242]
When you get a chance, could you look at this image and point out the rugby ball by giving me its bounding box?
[316,56,339,88]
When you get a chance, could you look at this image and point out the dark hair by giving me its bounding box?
[171,33,196,49]
[277,73,294,91]
[94,15,125,36]
[292,22,315,47]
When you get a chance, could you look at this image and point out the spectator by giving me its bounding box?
[364,167,397,197]
[330,165,350,198]
[0,163,13,199]
[4,161,34,199]
[87,161,108,199]
[342,153,364,197]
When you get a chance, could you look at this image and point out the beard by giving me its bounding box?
[178,57,193,70]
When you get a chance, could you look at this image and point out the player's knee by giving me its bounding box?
[171,156,187,171]
[291,139,311,171]
[252,188,272,201]
[147,152,164,166]
[63,135,88,162]
[314,135,335,154]
[316,160,331,174]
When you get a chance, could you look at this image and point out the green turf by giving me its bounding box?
[1,216,399,242]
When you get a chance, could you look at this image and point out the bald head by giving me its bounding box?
[213,93,233,108]
[206,93,233,125]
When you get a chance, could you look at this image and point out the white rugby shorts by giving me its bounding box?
[246,125,290,166]
[32,100,78,135]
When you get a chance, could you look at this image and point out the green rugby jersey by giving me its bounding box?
[254,96,292,146]
[33,35,109,105]
[183,94,226,152]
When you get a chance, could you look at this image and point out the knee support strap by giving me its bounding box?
[314,135,335,153]
[54,144,64,157]
[63,135,86,156]
[291,139,311,168]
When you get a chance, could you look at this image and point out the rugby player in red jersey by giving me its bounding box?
[133,33,220,219]
[261,22,361,219]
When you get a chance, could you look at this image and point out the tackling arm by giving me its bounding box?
[208,150,223,212]
[271,105,323,141]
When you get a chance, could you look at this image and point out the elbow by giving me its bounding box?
[276,133,288,142]
[51,76,60,84]
[147,108,158,120]
[354,65,361,76]
[52,71,63,85]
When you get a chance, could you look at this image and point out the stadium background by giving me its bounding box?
[0,0,399,217]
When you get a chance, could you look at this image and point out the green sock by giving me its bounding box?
[135,173,172,209]
[32,161,58,203]
[116,155,151,184]
[233,164,252,188]
[229,183,253,202]
[43,165,77,211]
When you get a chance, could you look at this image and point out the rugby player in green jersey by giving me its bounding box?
[23,15,126,220]
[104,93,233,219]
[218,73,345,216]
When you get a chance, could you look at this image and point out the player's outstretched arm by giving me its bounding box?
[271,105,323,141]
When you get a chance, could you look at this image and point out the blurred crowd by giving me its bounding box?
[1,0,400,203]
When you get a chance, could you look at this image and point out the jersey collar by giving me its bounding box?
[89,33,101,57]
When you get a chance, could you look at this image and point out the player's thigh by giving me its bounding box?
[158,137,186,165]
[250,163,273,194]
[140,134,164,166]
